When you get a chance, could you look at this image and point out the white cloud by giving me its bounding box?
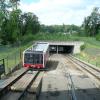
[19,0,100,25]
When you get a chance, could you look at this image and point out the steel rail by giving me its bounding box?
[17,71,40,100]
[70,55,100,73]
[68,55,100,83]
[0,70,40,100]
[0,68,28,97]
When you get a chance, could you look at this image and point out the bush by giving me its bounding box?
[1,41,7,45]
[80,44,86,51]
[96,33,100,41]
[22,34,34,44]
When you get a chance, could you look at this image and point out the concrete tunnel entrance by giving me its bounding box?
[49,45,74,54]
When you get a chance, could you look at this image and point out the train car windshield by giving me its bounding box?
[24,53,43,64]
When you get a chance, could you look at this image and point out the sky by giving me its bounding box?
[20,0,100,26]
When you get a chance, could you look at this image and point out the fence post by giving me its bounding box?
[20,48,22,67]
[3,59,5,75]
[15,53,16,65]
[0,58,5,78]
[20,48,22,60]
[96,62,97,67]
[88,59,89,63]
[7,56,9,74]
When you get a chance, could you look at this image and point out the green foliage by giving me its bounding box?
[80,44,86,51]
[0,0,40,45]
[24,33,85,42]
[10,0,20,10]
[75,42,100,67]
[96,33,100,41]
[40,24,83,36]
[21,34,34,44]
[22,12,40,35]
[82,7,100,36]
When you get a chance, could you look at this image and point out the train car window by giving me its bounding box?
[24,53,43,64]
[33,54,43,64]
[24,53,33,64]
[39,54,43,64]
[33,54,38,64]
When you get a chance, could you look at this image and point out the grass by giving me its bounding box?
[0,41,33,74]
[31,33,100,47]
[74,43,100,67]
[0,41,33,59]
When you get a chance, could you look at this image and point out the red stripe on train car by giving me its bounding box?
[24,64,43,68]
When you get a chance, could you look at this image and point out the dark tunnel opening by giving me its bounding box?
[49,45,57,53]
[49,45,74,54]
[58,45,74,54]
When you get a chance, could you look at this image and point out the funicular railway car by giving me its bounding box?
[23,42,49,69]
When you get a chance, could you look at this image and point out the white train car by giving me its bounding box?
[23,42,49,69]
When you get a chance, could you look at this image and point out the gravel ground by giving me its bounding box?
[39,54,100,100]
[39,54,70,100]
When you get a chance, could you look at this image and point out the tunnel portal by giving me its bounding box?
[49,45,74,54]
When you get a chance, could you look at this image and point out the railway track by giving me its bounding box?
[62,66,77,100]
[67,55,100,87]
[31,54,100,100]
[0,68,28,97]
[59,54,100,100]
[1,54,100,100]
[0,69,44,100]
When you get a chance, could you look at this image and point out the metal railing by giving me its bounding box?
[1,50,22,75]
[0,58,5,78]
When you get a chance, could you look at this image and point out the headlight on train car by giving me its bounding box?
[31,65,35,68]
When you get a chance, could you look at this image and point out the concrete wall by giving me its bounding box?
[73,42,84,54]
[73,45,80,54]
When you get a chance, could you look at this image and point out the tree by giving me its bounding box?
[0,0,8,13]
[21,12,40,35]
[9,0,20,10]
[1,9,22,44]
[82,7,100,36]
[9,9,22,43]
[0,0,11,44]
[0,0,40,45]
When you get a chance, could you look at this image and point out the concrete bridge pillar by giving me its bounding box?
[57,45,58,54]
